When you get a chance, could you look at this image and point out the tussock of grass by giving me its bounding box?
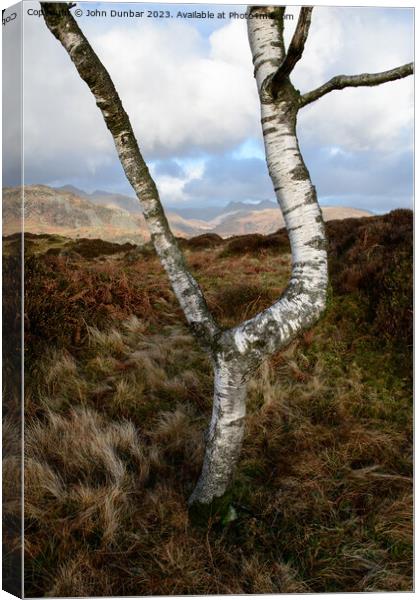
[2,212,412,595]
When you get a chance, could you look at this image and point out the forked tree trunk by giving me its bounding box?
[189,8,328,505]
[42,3,328,508]
[42,2,413,506]
[192,5,413,504]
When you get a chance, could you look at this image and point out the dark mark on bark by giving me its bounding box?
[304,236,328,251]
[261,115,277,124]
[263,127,277,136]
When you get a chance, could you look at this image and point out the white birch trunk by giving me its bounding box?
[224,8,328,364]
[189,356,247,505]
[42,3,330,508]
[189,9,328,505]
[41,3,219,349]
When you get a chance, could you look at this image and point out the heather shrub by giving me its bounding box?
[4,214,412,595]
[23,250,175,356]
[70,238,136,259]
[185,233,223,249]
[327,210,412,348]
[210,282,275,320]
[220,231,290,257]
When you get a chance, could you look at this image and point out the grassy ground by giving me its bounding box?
[3,211,413,595]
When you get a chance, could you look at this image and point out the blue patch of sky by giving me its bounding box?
[152,158,186,178]
[304,143,413,213]
[231,138,265,161]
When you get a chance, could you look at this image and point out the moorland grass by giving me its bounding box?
[2,211,413,595]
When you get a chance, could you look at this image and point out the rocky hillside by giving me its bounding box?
[3,184,372,243]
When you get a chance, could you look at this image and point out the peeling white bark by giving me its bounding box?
[189,8,329,504]
[189,356,247,505]
[248,6,284,89]
[42,3,331,508]
[226,8,328,364]
[41,3,220,349]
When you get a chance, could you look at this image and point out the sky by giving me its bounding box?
[4,1,414,213]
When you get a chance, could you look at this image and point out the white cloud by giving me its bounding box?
[21,3,413,213]
[294,7,414,152]
[23,7,115,182]
[23,6,260,184]
[328,146,349,158]
[209,18,252,68]
[92,18,258,155]
[285,6,344,89]
[149,158,206,204]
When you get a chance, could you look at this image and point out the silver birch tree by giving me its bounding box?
[41,3,413,507]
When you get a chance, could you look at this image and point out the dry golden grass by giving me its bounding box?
[16,314,411,596]
[2,216,412,595]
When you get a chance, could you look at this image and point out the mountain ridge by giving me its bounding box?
[3,184,373,244]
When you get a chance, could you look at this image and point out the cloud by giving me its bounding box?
[293,7,414,153]
[23,4,259,191]
[22,5,116,187]
[183,155,272,205]
[305,144,413,212]
[141,154,273,207]
[148,157,206,205]
[92,18,258,155]
[20,3,413,214]
[153,159,186,179]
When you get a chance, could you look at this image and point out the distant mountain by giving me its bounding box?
[207,205,373,237]
[3,185,149,245]
[170,200,372,237]
[169,199,277,221]
[88,191,142,214]
[56,184,89,197]
[225,199,277,212]
[3,184,372,244]
[55,186,142,214]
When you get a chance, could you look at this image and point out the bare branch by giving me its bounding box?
[271,7,313,96]
[300,62,414,108]
[41,2,220,346]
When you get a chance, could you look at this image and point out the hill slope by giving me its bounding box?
[3,210,412,596]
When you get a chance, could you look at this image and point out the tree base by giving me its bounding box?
[188,492,233,528]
